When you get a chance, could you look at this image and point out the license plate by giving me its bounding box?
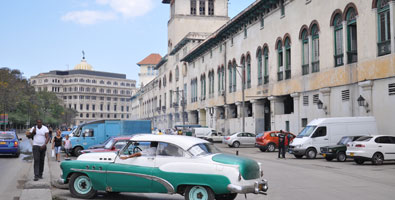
[322,153,326,157]
[350,153,354,156]
[0,141,6,145]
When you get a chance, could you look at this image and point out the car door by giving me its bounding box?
[238,133,248,145]
[311,126,328,153]
[376,136,395,160]
[388,137,395,160]
[106,142,155,192]
[246,133,256,145]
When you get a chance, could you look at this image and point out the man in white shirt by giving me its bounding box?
[120,142,158,159]
[30,119,49,181]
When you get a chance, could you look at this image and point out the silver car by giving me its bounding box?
[223,132,256,148]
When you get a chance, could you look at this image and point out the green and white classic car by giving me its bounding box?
[59,134,268,200]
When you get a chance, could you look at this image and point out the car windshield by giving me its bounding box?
[114,141,128,149]
[337,137,353,145]
[104,139,115,149]
[296,126,316,138]
[355,136,372,142]
[188,143,221,156]
[0,133,15,139]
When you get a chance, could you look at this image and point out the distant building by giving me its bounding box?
[137,53,161,87]
[30,56,137,125]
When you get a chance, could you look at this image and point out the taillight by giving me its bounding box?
[347,144,350,147]
[226,137,230,140]
[355,144,365,148]
[14,141,18,147]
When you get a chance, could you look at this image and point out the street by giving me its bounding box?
[0,133,32,200]
[49,143,395,200]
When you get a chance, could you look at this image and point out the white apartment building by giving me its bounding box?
[132,0,395,135]
[137,53,161,87]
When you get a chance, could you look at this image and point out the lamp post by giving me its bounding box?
[235,64,246,133]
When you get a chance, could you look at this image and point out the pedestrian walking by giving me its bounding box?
[278,130,286,159]
[63,134,71,158]
[28,119,49,181]
[48,125,53,143]
[52,129,63,162]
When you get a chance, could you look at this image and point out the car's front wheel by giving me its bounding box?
[372,153,384,165]
[69,173,97,199]
[305,148,317,159]
[73,146,83,157]
[267,143,276,152]
[185,185,215,200]
[215,193,237,200]
[336,152,347,162]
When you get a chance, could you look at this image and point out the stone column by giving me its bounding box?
[224,104,230,119]
[291,93,300,132]
[358,80,373,116]
[342,21,348,64]
[188,111,197,124]
[199,109,207,126]
[319,87,331,116]
[390,1,395,53]
[268,96,278,131]
[251,99,265,133]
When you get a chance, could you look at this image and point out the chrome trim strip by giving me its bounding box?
[70,168,175,193]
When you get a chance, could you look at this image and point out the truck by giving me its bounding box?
[69,120,151,156]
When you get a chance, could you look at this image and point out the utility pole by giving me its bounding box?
[236,64,246,133]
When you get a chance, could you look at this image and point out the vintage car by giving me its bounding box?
[59,134,268,199]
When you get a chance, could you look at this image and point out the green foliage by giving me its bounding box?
[0,67,77,128]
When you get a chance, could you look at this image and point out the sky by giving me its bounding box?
[0,0,256,84]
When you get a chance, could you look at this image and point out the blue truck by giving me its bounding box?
[69,120,151,156]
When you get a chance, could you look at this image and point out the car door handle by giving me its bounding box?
[324,138,328,140]
[378,146,382,147]
[147,157,155,160]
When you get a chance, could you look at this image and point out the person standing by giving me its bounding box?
[52,129,63,162]
[29,119,49,181]
[278,130,286,159]
[63,134,71,159]
[48,125,53,143]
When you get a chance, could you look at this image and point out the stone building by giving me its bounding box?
[132,0,395,135]
[137,53,162,87]
[30,56,137,125]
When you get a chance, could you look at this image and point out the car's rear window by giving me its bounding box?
[256,133,264,138]
[0,133,15,139]
[355,136,372,142]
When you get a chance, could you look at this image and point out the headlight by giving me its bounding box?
[294,144,302,148]
[328,149,333,153]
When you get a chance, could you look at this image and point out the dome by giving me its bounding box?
[74,58,93,70]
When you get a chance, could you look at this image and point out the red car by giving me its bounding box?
[255,131,295,152]
[81,136,132,154]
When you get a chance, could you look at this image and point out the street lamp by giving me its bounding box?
[357,95,370,113]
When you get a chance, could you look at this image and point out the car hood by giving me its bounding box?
[290,137,310,146]
[211,153,260,180]
[77,152,117,162]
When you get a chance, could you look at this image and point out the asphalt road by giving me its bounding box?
[0,133,33,200]
[52,143,395,200]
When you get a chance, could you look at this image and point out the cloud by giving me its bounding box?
[61,10,117,25]
[62,0,154,25]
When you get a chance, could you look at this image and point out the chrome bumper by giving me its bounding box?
[227,179,268,195]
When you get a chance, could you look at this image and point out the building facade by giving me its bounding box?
[30,57,137,125]
[137,53,162,87]
[132,0,395,135]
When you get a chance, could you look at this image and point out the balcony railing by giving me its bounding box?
[378,40,391,56]
[302,64,309,75]
[312,61,320,73]
[347,51,357,64]
[277,72,283,81]
[264,76,269,84]
[334,54,344,67]
[285,69,291,80]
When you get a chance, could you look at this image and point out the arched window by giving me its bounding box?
[217,67,221,92]
[240,56,246,88]
[100,80,104,84]
[100,88,104,93]
[86,87,90,92]
[257,48,263,85]
[246,54,251,88]
[92,88,96,93]
[79,78,84,82]
[106,89,111,94]
[311,24,320,73]
[163,76,167,87]
[333,14,344,66]
[284,37,291,79]
[346,8,358,63]
[107,81,111,85]
[221,66,225,91]
[301,29,309,75]
[175,66,179,81]
[232,61,237,92]
[377,0,391,56]
[80,87,84,92]
[263,46,269,84]
[86,79,91,83]
[159,79,162,89]
[200,74,206,100]
[113,82,118,86]
[228,61,233,92]
[277,40,283,81]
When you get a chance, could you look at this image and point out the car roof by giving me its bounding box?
[1,131,16,135]
[130,134,209,150]
[113,136,133,140]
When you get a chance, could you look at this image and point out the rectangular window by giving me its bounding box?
[199,0,205,15]
[114,105,117,111]
[208,0,214,15]
[184,83,187,105]
[80,104,83,110]
[100,104,103,111]
[127,106,129,112]
[121,106,124,112]
[86,104,89,110]
[191,0,196,15]
[303,96,309,106]
[285,121,290,132]
[301,118,308,127]
[260,15,264,28]
[335,28,343,66]
[107,104,110,111]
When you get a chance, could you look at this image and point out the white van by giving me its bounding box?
[289,117,378,159]
[193,128,223,142]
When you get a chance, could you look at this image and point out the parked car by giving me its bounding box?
[0,131,21,157]
[59,134,268,199]
[81,136,132,154]
[223,132,256,148]
[289,117,378,159]
[255,131,295,152]
[320,135,364,162]
[193,128,223,142]
[346,135,395,165]
[88,137,114,149]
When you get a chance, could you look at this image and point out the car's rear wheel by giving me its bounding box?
[267,143,276,152]
[354,158,365,165]
[232,141,240,148]
[305,148,317,159]
[336,152,347,162]
[372,153,384,165]
[69,173,97,199]
[185,185,215,200]
[73,146,83,157]
[294,155,303,159]
[259,147,267,152]
[215,193,237,200]
[14,150,20,158]
[325,156,333,161]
